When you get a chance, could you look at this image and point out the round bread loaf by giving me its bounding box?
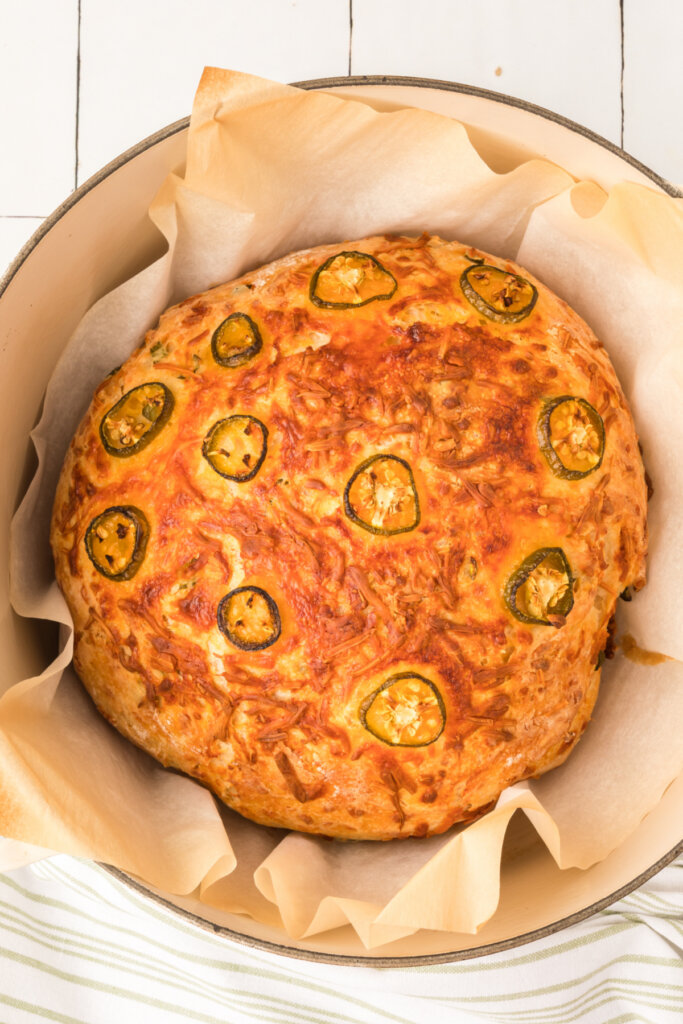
[51,234,648,840]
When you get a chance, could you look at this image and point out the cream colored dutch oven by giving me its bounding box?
[1,77,681,966]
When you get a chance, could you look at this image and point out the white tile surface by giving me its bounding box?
[77,0,350,183]
[623,0,683,186]
[352,0,623,145]
[0,0,681,281]
[0,1,78,214]
[0,218,46,279]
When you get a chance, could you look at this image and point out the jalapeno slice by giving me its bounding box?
[460,263,538,323]
[344,454,420,535]
[85,506,149,580]
[310,251,397,309]
[218,586,281,651]
[504,547,574,626]
[100,382,173,457]
[211,312,263,368]
[202,415,268,482]
[537,396,605,479]
[360,673,445,747]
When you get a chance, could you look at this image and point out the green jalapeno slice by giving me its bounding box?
[537,396,605,479]
[211,312,263,368]
[85,506,149,580]
[218,586,281,651]
[344,454,420,535]
[504,547,574,626]
[310,251,397,309]
[202,415,268,482]
[100,383,173,457]
[360,673,446,747]
[460,263,538,323]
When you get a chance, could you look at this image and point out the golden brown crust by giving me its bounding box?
[50,234,648,840]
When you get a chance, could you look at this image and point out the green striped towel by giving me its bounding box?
[0,854,680,1023]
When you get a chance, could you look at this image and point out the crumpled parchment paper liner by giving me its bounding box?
[517,183,683,661]
[252,786,544,943]
[2,67,683,950]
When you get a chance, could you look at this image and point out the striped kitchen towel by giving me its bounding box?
[0,853,680,1024]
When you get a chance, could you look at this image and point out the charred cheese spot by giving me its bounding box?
[344,454,420,535]
[505,547,574,627]
[360,673,445,746]
[211,312,263,368]
[202,415,268,482]
[538,396,605,479]
[310,251,397,309]
[460,263,537,323]
[218,586,281,651]
[85,507,149,580]
[100,383,173,456]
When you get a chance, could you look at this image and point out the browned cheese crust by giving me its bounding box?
[51,235,648,840]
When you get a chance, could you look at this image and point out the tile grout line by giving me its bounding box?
[348,0,353,77]
[619,0,625,148]
[74,0,82,191]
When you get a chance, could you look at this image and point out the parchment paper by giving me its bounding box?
[3,68,683,950]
